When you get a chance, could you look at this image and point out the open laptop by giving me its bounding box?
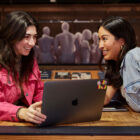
[39,79,106,126]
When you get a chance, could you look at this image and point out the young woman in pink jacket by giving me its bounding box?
[0,11,47,124]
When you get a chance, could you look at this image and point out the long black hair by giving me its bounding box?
[99,17,137,89]
[0,11,38,85]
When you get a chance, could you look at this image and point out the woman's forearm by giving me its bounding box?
[104,85,117,105]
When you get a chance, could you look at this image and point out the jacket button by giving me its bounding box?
[26,93,28,96]
[132,86,137,92]
[11,116,15,121]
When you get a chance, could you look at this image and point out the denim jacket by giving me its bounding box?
[120,47,140,112]
[0,59,44,121]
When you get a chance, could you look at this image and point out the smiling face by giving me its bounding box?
[14,25,37,56]
[98,26,124,61]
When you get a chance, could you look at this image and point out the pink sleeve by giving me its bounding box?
[0,82,21,121]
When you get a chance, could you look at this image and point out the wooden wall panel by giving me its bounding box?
[0,4,140,45]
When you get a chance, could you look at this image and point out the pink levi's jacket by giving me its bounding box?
[0,59,44,122]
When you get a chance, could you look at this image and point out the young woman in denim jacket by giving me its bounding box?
[0,11,46,123]
[98,16,140,112]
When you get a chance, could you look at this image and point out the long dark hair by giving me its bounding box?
[100,17,137,89]
[0,11,38,85]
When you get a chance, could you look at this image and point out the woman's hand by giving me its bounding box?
[17,101,47,124]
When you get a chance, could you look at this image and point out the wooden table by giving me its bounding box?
[1,70,140,139]
[0,107,140,140]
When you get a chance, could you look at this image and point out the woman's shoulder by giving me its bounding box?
[0,66,8,75]
[126,47,140,61]
[121,47,140,69]
[0,67,11,84]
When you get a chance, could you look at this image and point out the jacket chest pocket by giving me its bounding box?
[4,81,20,103]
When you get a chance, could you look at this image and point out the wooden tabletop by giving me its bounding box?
[1,70,140,139]
[0,106,140,127]
[0,108,140,140]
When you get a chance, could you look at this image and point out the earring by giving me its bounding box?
[120,45,125,58]
[120,45,123,50]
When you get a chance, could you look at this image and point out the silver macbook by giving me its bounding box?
[40,79,106,126]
